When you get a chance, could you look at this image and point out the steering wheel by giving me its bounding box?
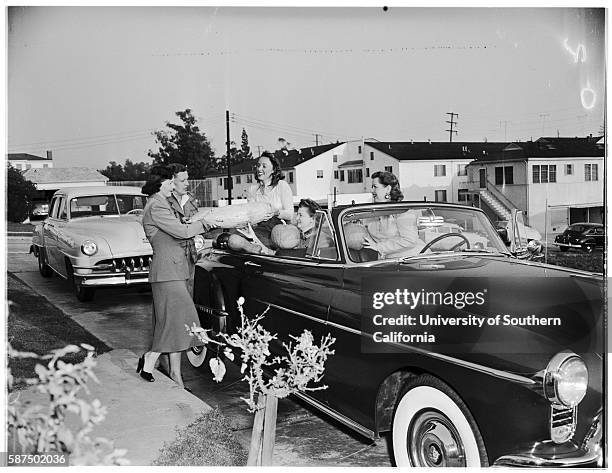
[419,232,470,254]
[126,209,143,215]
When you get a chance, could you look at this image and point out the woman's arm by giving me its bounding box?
[369,211,420,255]
[150,200,207,239]
[277,180,294,221]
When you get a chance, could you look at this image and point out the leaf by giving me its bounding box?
[223,347,234,361]
[209,357,226,383]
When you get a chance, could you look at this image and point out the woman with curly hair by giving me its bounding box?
[363,170,424,258]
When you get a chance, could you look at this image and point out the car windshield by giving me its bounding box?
[69,194,145,218]
[568,224,589,232]
[342,205,510,262]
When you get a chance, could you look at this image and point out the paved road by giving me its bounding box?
[7,236,393,466]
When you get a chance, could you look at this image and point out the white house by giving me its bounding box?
[466,136,604,235]
[7,152,54,170]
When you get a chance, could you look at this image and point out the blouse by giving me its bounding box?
[247,180,294,221]
[366,209,423,257]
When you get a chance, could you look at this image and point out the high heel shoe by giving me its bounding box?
[137,355,155,382]
[136,355,144,373]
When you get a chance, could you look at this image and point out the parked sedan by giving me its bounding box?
[191,202,603,467]
[554,222,605,253]
[30,186,152,301]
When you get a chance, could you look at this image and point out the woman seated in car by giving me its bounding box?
[361,170,424,259]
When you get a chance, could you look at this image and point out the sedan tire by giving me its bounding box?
[392,374,488,467]
[583,243,595,253]
[38,248,54,278]
[66,260,96,302]
[559,246,569,252]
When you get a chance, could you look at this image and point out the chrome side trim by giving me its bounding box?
[493,448,600,467]
[255,298,535,386]
[292,391,376,440]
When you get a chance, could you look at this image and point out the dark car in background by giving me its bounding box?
[554,223,604,253]
[192,202,603,467]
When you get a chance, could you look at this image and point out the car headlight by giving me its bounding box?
[81,240,98,256]
[544,352,588,407]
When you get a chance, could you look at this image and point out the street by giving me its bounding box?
[6,236,393,466]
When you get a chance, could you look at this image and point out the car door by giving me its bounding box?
[43,196,64,271]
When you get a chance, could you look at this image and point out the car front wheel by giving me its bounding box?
[392,375,488,467]
[66,261,95,302]
[583,243,594,253]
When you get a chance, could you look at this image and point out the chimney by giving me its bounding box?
[46,150,53,160]
[428,139,431,144]
[410,139,414,144]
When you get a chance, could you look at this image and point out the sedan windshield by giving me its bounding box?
[69,194,145,218]
[342,205,510,262]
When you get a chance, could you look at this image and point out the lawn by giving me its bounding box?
[544,247,604,274]
[7,273,111,388]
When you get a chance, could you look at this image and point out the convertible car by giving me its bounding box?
[30,186,152,301]
[191,202,604,467]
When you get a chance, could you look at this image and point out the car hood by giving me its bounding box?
[385,255,604,377]
[67,216,151,256]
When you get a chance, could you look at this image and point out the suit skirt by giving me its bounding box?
[150,279,201,353]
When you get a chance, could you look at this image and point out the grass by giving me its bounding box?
[7,273,111,388]
[544,248,604,274]
[154,408,247,466]
[7,221,35,233]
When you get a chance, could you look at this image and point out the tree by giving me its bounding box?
[215,129,255,172]
[7,165,36,223]
[240,129,253,161]
[98,160,150,181]
[148,109,216,179]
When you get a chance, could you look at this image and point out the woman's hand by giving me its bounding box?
[236,223,256,240]
[363,235,381,254]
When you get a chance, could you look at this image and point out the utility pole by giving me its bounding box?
[256,145,263,157]
[446,112,458,142]
[226,110,232,204]
[314,134,320,146]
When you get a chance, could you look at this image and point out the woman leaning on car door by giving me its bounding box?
[137,164,214,389]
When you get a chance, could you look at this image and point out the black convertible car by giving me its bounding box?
[191,202,604,467]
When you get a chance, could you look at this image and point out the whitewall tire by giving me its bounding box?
[392,375,487,467]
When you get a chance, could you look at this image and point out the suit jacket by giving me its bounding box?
[142,193,207,283]
[168,191,200,265]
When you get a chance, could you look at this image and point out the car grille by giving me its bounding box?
[95,256,152,273]
[550,404,576,443]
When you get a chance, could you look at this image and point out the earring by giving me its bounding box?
[385,193,390,200]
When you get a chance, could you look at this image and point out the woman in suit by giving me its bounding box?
[138,165,213,388]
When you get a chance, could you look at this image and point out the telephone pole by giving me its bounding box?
[226,110,232,204]
[256,145,263,157]
[446,112,458,142]
[314,134,320,146]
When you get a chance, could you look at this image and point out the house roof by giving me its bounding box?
[206,142,344,177]
[366,141,510,161]
[471,136,605,162]
[8,153,51,161]
[337,160,364,168]
[23,167,109,184]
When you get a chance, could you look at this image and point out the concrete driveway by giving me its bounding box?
[7,236,393,466]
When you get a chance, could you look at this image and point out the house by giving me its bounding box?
[465,136,604,235]
[22,167,109,203]
[7,152,54,170]
[332,140,509,204]
[204,143,344,206]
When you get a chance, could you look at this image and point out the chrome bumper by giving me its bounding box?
[553,242,582,248]
[74,271,149,287]
[493,413,603,468]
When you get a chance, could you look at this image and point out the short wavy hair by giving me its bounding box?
[371,170,404,202]
[169,162,187,176]
[256,151,284,188]
[142,164,174,196]
[298,198,322,217]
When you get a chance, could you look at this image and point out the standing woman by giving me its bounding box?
[138,165,211,387]
[362,170,423,258]
[228,151,293,251]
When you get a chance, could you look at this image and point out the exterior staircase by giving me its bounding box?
[479,189,512,221]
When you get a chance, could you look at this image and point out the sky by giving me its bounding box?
[6,6,606,170]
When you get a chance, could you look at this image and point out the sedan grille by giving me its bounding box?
[95,256,152,272]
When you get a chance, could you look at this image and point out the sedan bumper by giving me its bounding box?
[553,242,582,249]
[74,270,150,287]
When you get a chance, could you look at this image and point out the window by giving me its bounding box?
[348,169,363,184]
[59,199,68,219]
[43,164,49,168]
[385,166,393,173]
[339,170,345,182]
[435,190,447,202]
[316,170,323,179]
[358,145,362,154]
[50,197,61,219]
[585,163,598,181]
[334,170,339,180]
[533,165,556,183]
[366,168,370,178]
[307,212,338,261]
[219,178,223,186]
[495,167,504,185]
[370,151,374,161]
[26,164,32,170]
[565,164,573,175]
[496,166,513,184]
[504,166,514,184]
[333,154,338,163]
[434,165,446,177]
[289,171,294,183]
[235,175,241,184]
[247,175,253,183]
[14,163,22,170]
[457,164,467,176]
[458,189,470,202]
[223,178,231,190]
